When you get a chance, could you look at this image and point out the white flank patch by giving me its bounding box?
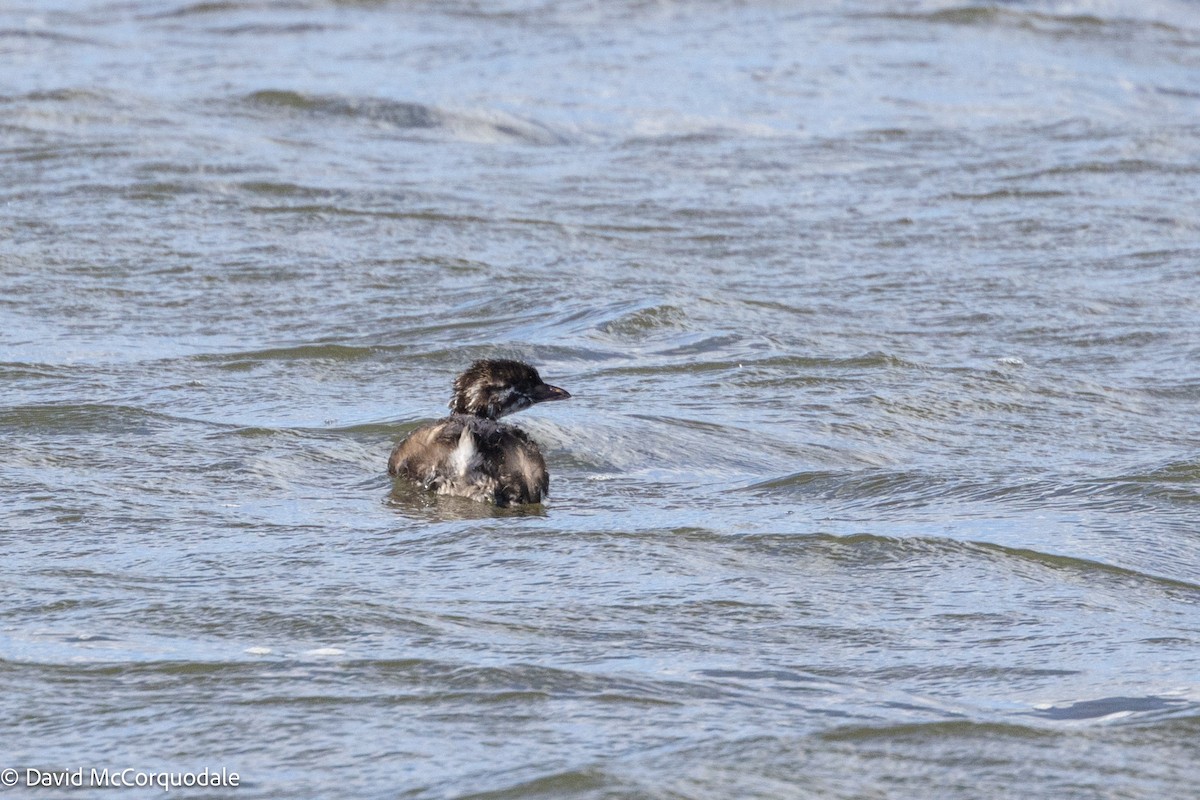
[449,426,479,477]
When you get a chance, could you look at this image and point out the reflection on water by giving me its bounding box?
[386,480,550,522]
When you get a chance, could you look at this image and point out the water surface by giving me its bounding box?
[2,1,1199,797]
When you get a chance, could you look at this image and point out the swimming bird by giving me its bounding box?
[387,359,571,506]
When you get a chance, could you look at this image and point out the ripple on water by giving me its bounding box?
[241,89,574,145]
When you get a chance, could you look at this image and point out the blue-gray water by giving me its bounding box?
[3,1,1199,797]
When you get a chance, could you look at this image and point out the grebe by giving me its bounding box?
[387,359,570,506]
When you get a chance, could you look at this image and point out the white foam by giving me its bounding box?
[305,647,346,657]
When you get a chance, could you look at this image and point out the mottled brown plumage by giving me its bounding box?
[388,360,570,506]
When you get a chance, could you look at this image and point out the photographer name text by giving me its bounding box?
[2,767,239,792]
